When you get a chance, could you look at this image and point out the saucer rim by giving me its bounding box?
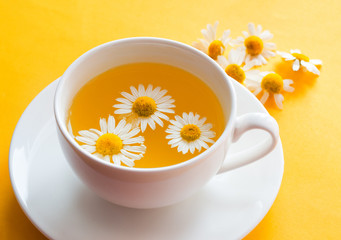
[9,79,284,240]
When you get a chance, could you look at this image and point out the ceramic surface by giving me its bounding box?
[9,80,284,240]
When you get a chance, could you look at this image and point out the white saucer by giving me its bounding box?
[9,80,283,240]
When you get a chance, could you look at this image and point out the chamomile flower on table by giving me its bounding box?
[217,49,257,84]
[114,84,175,132]
[75,115,146,167]
[232,23,276,68]
[245,71,294,109]
[166,112,216,154]
[192,21,231,60]
[277,49,322,75]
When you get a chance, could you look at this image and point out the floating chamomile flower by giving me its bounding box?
[217,49,256,84]
[245,71,294,109]
[277,49,322,75]
[232,23,276,68]
[75,115,146,167]
[192,21,231,60]
[166,112,216,154]
[114,84,175,132]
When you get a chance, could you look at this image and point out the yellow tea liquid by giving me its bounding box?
[69,62,225,168]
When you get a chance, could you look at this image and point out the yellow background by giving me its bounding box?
[1,0,340,239]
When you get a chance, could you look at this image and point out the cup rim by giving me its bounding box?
[54,37,237,173]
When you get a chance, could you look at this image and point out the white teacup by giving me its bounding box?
[54,37,279,209]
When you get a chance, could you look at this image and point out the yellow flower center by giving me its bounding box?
[132,96,157,117]
[292,53,310,62]
[96,133,123,156]
[244,36,263,56]
[225,64,246,84]
[180,124,201,142]
[208,40,225,60]
[261,73,283,94]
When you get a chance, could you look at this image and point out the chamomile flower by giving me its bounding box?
[75,115,146,167]
[232,23,276,68]
[277,49,322,75]
[192,21,231,60]
[217,49,256,84]
[245,71,294,109]
[166,112,216,154]
[114,84,175,132]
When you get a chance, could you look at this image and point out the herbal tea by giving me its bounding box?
[68,62,225,168]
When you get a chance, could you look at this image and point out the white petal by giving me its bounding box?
[253,87,263,96]
[168,137,182,145]
[121,149,142,160]
[112,155,121,165]
[117,122,132,136]
[283,79,295,92]
[114,119,126,135]
[189,142,196,154]
[277,51,295,61]
[120,127,140,140]
[99,118,108,134]
[107,115,116,133]
[221,29,231,46]
[150,86,161,99]
[151,114,164,127]
[248,23,256,36]
[138,84,146,96]
[154,89,168,101]
[113,103,132,109]
[231,36,245,46]
[170,119,184,129]
[301,61,320,75]
[197,139,209,149]
[156,95,173,104]
[292,59,300,71]
[196,117,207,127]
[123,145,146,153]
[103,155,111,163]
[76,136,96,145]
[81,145,96,154]
[193,41,206,52]
[217,55,228,69]
[140,119,147,132]
[89,128,103,136]
[116,97,133,105]
[290,49,301,54]
[114,109,132,114]
[155,111,169,121]
[263,50,276,58]
[123,136,145,145]
[147,117,156,130]
[256,24,262,35]
[260,91,269,104]
[274,94,284,109]
[121,92,136,102]
[229,49,243,66]
[119,155,135,167]
[309,59,322,66]
[264,42,276,50]
[145,84,153,96]
[242,31,249,38]
[93,153,104,160]
[259,30,273,40]
[78,130,98,141]
[130,86,139,97]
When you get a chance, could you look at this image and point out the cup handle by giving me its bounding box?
[218,113,279,173]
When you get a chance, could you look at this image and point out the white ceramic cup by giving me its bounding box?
[54,37,279,209]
